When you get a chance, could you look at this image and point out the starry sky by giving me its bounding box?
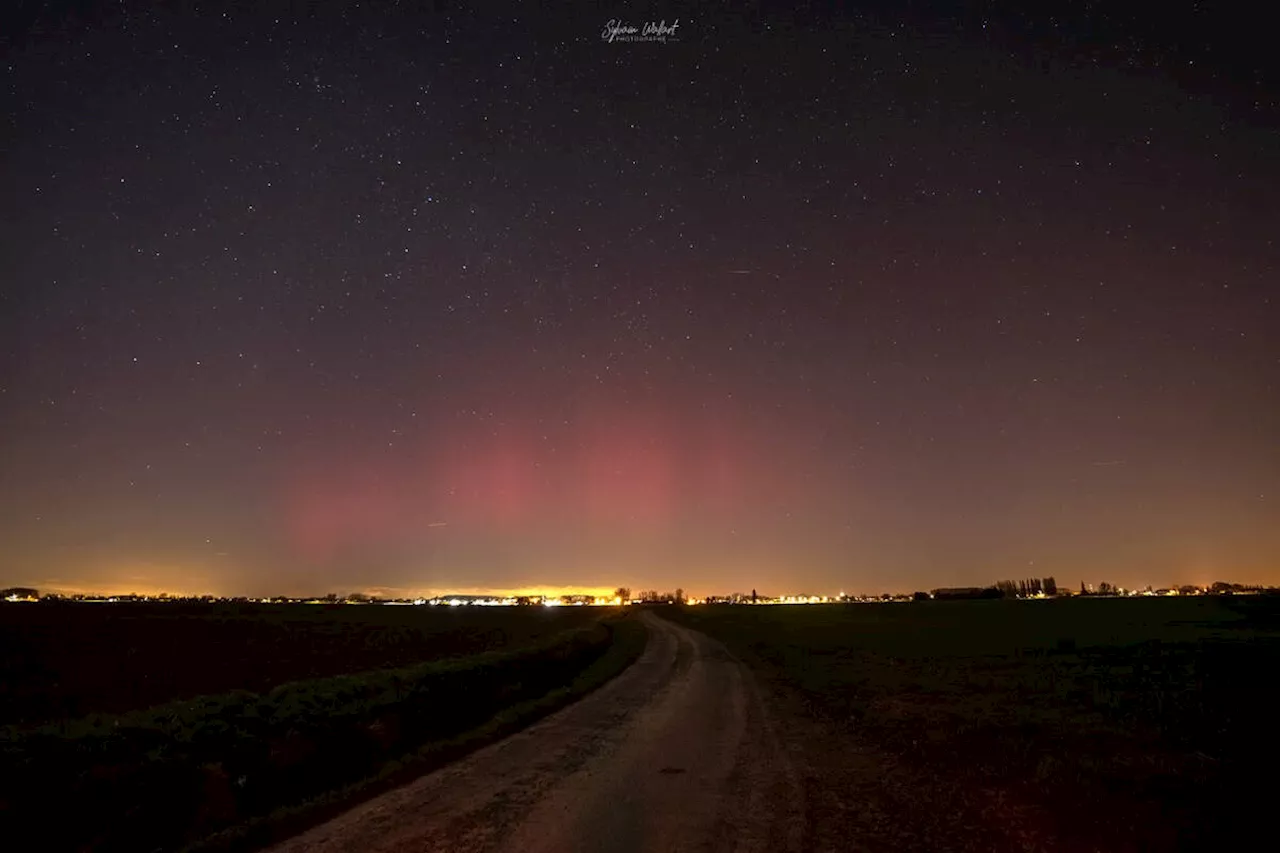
[2,2,1277,598]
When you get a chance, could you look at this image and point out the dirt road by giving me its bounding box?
[267,611,805,853]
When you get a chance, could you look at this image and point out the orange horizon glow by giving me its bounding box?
[14,572,1277,602]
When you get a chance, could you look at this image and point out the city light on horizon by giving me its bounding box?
[9,554,1279,604]
[10,577,1271,606]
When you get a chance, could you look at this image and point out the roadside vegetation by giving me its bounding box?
[0,607,646,852]
[665,596,1280,852]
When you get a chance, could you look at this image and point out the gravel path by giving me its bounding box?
[267,611,806,853]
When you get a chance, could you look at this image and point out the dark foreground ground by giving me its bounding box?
[665,596,1280,852]
[0,605,641,852]
[0,602,604,725]
[5,598,1275,852]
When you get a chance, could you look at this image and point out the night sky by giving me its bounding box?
[2,2,1277,598]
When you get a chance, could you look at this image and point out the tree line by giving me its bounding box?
[994,577,1058,597]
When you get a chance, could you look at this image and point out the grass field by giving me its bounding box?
[664,596,1280,852]
[0,601,605,725]
[0,603,645,853]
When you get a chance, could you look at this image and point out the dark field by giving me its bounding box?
[0,602,604,725]
[665,596,1280,853]
[0,603,643,852]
